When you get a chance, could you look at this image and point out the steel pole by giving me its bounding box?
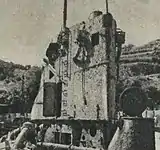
[106,0,108,13]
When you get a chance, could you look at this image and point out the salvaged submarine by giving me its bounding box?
[0,0,156,149]
[31,0,155,149]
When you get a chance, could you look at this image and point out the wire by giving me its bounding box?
[69,32,72,80]
[82,47,87,105]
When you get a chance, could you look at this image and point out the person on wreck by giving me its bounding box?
[45,42,60,68]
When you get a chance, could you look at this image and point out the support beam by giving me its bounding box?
[37,142,102,150]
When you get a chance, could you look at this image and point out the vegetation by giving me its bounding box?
[0,60,41,112]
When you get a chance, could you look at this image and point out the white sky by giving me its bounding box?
[0,0,160,65]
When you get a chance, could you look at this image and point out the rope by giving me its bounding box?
[82,47,87,105]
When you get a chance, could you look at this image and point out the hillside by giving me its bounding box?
[118,39,160,107]
[0,60,41,113]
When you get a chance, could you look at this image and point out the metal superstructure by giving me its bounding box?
[31,0,127,149]
[0,1,156,150]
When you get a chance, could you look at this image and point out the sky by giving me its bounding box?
[0,0,160,65]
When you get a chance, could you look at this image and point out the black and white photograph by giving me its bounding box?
[0,0,159,149]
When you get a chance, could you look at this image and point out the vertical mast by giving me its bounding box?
[61,0,69,117]
[105,0,108,14]
[63,0,67,29]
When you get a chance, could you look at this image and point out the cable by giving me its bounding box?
[69,32,72,80]
[82,47,87,105]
